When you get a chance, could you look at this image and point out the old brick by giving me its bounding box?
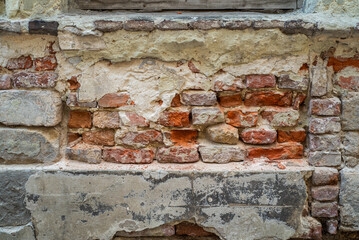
[224,20,252,30]
[344,156,359,168]
[240,126,277,145]
[192,107,224,125]
[213,72,245,91]
[342,93,359,130]
[67,132,80,144]
[261,108,299,127]
[158,111,190,127]
[244,91,292,107]
[310,98,341,116]
[67,76,81,90]
[199,144,246,163]
[156,146,199,163]
[28,20,58,36]
[115,130,163,148]
[6,56,33,70]
[170,129,197,146]
[311,67,328,97]
[247,143,303,160]
[311,186,339,201]
[246,74,276,88]
[311,201,338,218]
[83,130,115,146]
[218,93,242,107]
[206,123,239,145]
[309,117,341,134]
[171,94,181,107]
[94,20,123,32]
[277,129,306,143]
[189,20,222,30]
[226,109,258,128]
[68,111,92,128]
[12,72,57,88]
[66,92,97,108]
[327,220,338,235]
[181,91,217,106]
[34,55,57,71]
[309,152,341,167]
[0,74,11,90]
[278,74,308,90]
[176,222,216,237]
[343,132,359,156]
[312,167,339,186]
[156,20,188,30]
[124,20,155,31]
[309,134,340,151]
[293,92,306,110]
[103,147,154,164]
[98,93,133,108]
[119,112,149,127]
[93,111,120,129]
[66,142,102,164]
[327,57,359,73]
[335,75,359,91]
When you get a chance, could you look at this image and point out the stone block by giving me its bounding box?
[312,167,339,186]
[308,152,341,167]
[343,132,359,156]
[199,144,246,163]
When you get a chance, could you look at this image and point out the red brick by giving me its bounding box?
[103,147,154,164]
[181,91,217,106]
[226,109,258,128]
[277,129,306,143]
[246,74,276,88]
[261,108,299,127]
[119,112,149,127]
[158,111,190,127]
[188,60,200,73]
[68,111,92,128]
[171,94,181,107]
[0,74,11,90]
[312,167,338,186]
[311,185,339,201]
[218,93,242,107]
[336,75,359,91]
[240,127,277,145]
[156,146,199,163]
[116,130,163,148]
[6,56,33,70]
[67,76,81,90]
[98,92,133,108]
[67,132,80,144]
[176,222,216,237]
[170,129,198,146]
[293,92,306,110]
[311,201,338,218]
[34,55,57,71]
[244,91,292,107]
[83,130,115,146]
[310,98,341,116]
[247,142,303,160]
[93,111,120,128]
[12,72,57,88]
[327,57,359,72]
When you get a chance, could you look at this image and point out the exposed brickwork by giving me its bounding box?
[170,129,198,146]
[68,111,92,128]
[277,129,306,143]
[103,147,154,164]
[98,93,133,108]
[83,130,115,146]
[247,143,303,160]
[246,74,276,88]
[159,111,190,127]
[244,91,292,107]
[12,72,57,88]
[226,109,258,128]
[34,55,57,71]
[6,56,33,70]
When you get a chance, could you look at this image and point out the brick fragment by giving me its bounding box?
[170,94,181,107]
[278,74,308,90]
[68,111,92,128]
[213,72,245,91]
[83,130,115,146]
[226,109,258,128]
[170,129,198,146]
[98,92,133,108]
[240,126,277,145]
[327,57,359,72]
[309,152,341,167]
[311,186,339,201]
[0,74,11,90]
[158,111,190,127]
[312,167,339,186]
[116,130,163,148]
[34,55,57,71]
[309,134,340,151]
[66,92,97,108]
[103,147,154,164]
[261,108,299,127]
[310,98,341,116]
[67,76,81,90]
[156,146,199,163]
[93,111,120,129]
[6,56,33,70]
[218,93,242,107]
[181,91,217,106]
[293,92,306,110]
[176,222,216,237]
[206,123,239,145]
[124,20,155,31]
[309,117,341,134]
[244,91,292,107]
[247,142,303,160]
[12,72,57,88]
[192,107,224,125]
[246,74,276,88]
[311,201,338,218]
[277,129,306,143]
[66,142,102,164]
[119,112,149,127]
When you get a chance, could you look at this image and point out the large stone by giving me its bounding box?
[342,93,359,130]
[199,144,246,163]
[0,223,35,240]
[0,128,60,164]
[343,132,359,156]
[0,90,62,127]
[340,168,359,231]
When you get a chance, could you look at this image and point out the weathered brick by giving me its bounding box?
[67,76,81,90]
[156,20,188,30]
[327,220,338,235]
[240,126,277,145]
[218,93,242,107]
[94,20,123,32]
[342,93,359,130]
[156,146,199,163]
[67,132,80,144]
[292,92,306,110]
[312,167,339,186]
[311,66,328,97]
[310,98,341,116]
[6,56,33,70]
[181,91,217,106]
[176,222,216,237]
[246,74,276,88]
[119,112,149,127]
[66,142,102,164]
[83,130,115,146]
[247,142,303,160]
[309,152,341,167]
[244,91,292,107]
[226,109,259,128]
[34,55,57,71]
[344,156,359,168]
[343,132,359,156]
[115,130,163,148]
[98,92,133,108]
[311,201,338,218]
[170,94,181,107]
[28,20,58,36]
[309,117,341,134]
[103,147,154,164]
[124,20,155,31]
[277,129,306,143]
[170,129,198,146]
[68,111,92,128]
[213,72,245,91]
[158,111,190,127]
[327,57,359,73]
[206,123,239,145]
[0,90,62,127]
[309,134,340,151]
[311,186,339,201]
[261,108,299,127]
[93,111,120,129]
[335,75,359,91]
[0,74,11,90]
[189,20,222,30]
[199,144,246,163]
[278,74,308,90]
[192,107,224,125]
[66,92,97,108]
[12,72,57,88]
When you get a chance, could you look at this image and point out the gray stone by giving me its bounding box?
[278,74,308,90]
[311,66,328,97]
[343,156,359,168]
[94,20,123,32]
[25,169,308,240]
[0,128,60,164]
[0,90,62,127]
[308,152,341,167]
[340,168,359,231]
[206,123,239,145]
[0,170,34,226]
[343,132,359,156]
[0,21,21,33]
[0,223,35,240]
[192,107,225,125]
[309,117,341,134]
[342,93,359,130]
[309,134,340,151]
[199,144,246,163]
[66,142,102,164]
